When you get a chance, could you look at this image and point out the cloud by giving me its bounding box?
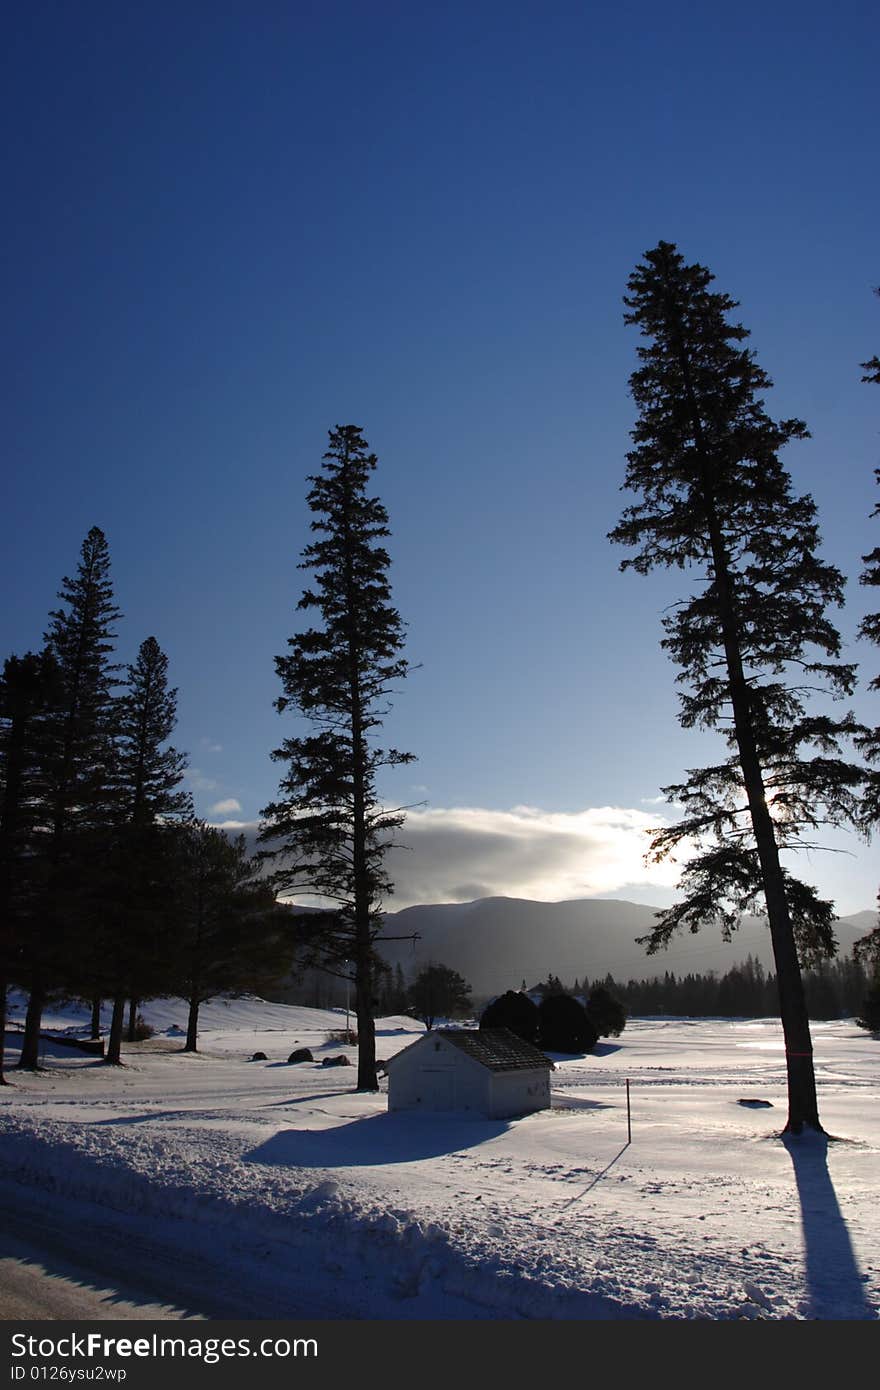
[382,804,679,909]
[187,769,218,793]
[200,738,223,754]
[240,802,681,910]
[210,797,242,815]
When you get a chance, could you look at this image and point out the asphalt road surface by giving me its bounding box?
[0,1188,207,1320]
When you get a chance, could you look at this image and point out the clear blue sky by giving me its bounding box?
[4,2,878,916]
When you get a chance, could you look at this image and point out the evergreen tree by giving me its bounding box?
[479,990,540,1043]
[407,963,472,1029]
[803,961,840,1020]
[855,959,880,1032]
[538,993,597,1053]
[259,426,414,1091]
[167,821,280,1052]
[116,637,190,829]
[0,650,60,1082]
[609,242,864,1132]
[18,528,121,1068]
[538,972,566,998]
[100,636,191,1064]
[855,297,880,960]
[585,984,627,1037]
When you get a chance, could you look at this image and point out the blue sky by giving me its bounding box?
[4,2,879,915]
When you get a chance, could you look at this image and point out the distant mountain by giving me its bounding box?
[377,897,875,1000]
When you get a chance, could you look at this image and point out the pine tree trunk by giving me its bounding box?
[354,954,377,1091]
[671,339,824,1136]
[709,561,822,1131]
[184,993,199,1052]
[699,458,821,1131]
[127,998,140,1042]
[351,735,377,1089]
[105,994,126,1065]
[18,975,45,1070]
[346,555,378,1091]
[90,996,102,1039]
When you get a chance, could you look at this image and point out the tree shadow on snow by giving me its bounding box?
[782,1132,877,1320]
[245,1112,510,1168]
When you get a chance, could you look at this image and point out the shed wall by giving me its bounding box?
[488,1068,551,1119]
[388,1038,488,1113]
[387,1037,550,1117]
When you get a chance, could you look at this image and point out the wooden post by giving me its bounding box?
[626,1077,631,1143]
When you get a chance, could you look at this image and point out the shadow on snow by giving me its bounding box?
[245,1111,511,1168]
[783,1131,876,1320]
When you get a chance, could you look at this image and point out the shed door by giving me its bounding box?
[419,1067,454,1110]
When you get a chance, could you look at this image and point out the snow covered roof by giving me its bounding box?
[435,1028,553,1072]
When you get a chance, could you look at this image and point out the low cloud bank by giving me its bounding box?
[215,803,679,910]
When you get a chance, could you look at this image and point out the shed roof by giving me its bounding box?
[435,1028,553,1072]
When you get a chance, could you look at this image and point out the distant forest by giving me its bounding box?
[281,952,875,1023]
[526,954,871,1022]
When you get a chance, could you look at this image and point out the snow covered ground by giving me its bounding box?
[1,996,878,1321]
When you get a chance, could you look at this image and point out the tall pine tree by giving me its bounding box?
[168,820,281,1052]
[260,425,414,1091]
[854,287,880,965]
[0,650,61,1082]
[99,636,191,1064]
[609,242,864,1132]
[18,527,121,1068]
[116,637,190,829]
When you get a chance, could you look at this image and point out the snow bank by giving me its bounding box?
[2,1003,878,1320]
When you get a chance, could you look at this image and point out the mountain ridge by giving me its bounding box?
[377,896,875,999]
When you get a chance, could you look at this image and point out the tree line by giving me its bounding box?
[528,956,873,1023]
[0,528,296,1080]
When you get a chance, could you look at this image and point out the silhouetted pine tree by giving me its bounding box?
[259,426,414,1091]
[0,650,61,1081]
[100,636,191,1064]
[856,963,880,1032]
[609,242,864,1132]
[855,296,880,965]
[167,821,279,1052]
[18,528,121,1068]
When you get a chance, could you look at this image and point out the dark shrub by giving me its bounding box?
[585,985,627,1037]
[538,994,598,1054]
[251,1051,268,1061]
[479,990,540,1044]
[856,973,880,1033]
[288,1048,314,1063]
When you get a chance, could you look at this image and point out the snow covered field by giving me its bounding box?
[1,997,878,1321]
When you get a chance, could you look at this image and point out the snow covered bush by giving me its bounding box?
[585,985,627,1037]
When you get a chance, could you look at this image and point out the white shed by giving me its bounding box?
[386,1028,553,1119]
